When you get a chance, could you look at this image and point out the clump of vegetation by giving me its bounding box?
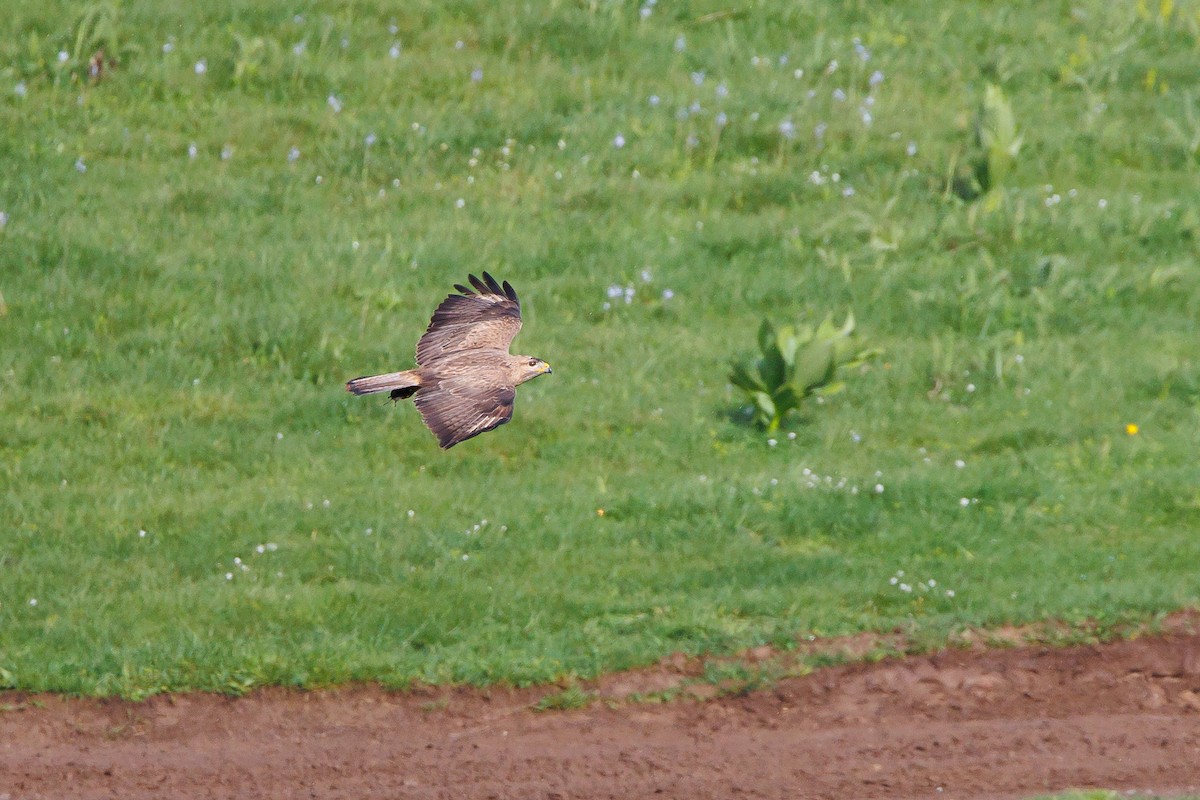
[954,83,1023,203]
[729,314,879,433]
[534,684,594,711]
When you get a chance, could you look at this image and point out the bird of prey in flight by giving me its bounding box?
[346,273,552,449]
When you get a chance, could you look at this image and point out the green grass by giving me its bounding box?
[1,0,1198,696]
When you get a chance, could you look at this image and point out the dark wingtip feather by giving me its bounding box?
[481,272,503,295]
[453,282,473,296]
[501,280,518,303]
[469,273,489,295]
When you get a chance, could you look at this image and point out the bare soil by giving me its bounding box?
[4,619,1200,800]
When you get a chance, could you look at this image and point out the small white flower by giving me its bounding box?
[58,50,70,63]
[455,40,464,50]
[955,459,965,468]
[292,41,306,56]
[194,59,207,75]
[889,577,898,585]
[833,88,847,102]
[899,583,911,592]
[327,94,343,113]
[256,544,265,553]
[461,553,469,561]
[188,143,198,159]
[814,121,828,139]
[691,71,705,86]
[715,83,728,98]
[613,134,626,148]
[389,43,402,58]
[793,68,804,79]
[869,70,884,86]
[825,58,838,75]
[767,438,777,447]
[959,497,970,507]
[715,111,728,127]
[778,119,796,139]
[674,35,686,52]
[860,109,872,126]
[0,211,7,227]
[275,432,284,440]
[661,288,674,300]
[966,383,976,393]
[322,499,330,508]
[946,589,955,598]
[407,509,415,518]
[842,186,855,197]
[162,42,174,54]
[29,598,38,606]
[648,94,660,107]
[787,432,796,440]
[225,572,233,580]
[139,529,147,538]
[906,141,918,157]
[1097,198,1108,209]
[455,198,465,208]
[640,5,652,19]
[874,483,884,493]
[14,82,27,97]
[470,67,483,82]
[365,132,377,147]
[74,157,87,173]
[288,146,300,162]
[221,145,234,160]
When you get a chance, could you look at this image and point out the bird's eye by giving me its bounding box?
[528,358,538,367]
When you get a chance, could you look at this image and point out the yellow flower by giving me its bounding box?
[1125,423,1139,436]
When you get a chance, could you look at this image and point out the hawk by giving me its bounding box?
[346,273,553,449]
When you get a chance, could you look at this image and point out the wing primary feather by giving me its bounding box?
[502,280,518,303]
[469,273,490,294]
[481,272,503,295]
[453,283,473,295]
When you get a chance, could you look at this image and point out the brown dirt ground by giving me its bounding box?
[4,615,1200,800]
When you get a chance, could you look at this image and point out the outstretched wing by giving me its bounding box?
[413,374,516,449]
[416,273,522,366]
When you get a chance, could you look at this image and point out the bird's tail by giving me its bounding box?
[346,369,422,400]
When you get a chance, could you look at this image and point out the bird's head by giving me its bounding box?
[515,355,553,384]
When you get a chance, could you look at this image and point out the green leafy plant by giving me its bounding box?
[729,313,879,432]
[953,83,1023,203]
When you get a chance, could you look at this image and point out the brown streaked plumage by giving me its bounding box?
[346,273,552,449]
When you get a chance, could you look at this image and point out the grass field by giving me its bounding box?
[1,0,1198,696]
